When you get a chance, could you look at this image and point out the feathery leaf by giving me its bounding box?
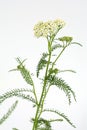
[16,57,34,86]
[36,53,48,77]
[0,88,36,104]
[32,118,52,130]
[47,75,76,104]
[0,100,18,124]
[52,44,63,51]
[43,109,76,128]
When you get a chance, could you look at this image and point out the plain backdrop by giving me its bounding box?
[0,0,87,130]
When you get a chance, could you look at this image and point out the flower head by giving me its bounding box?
[33,19,65,38]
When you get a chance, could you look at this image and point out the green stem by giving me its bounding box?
[32,41,52,130]
[52,46,66,69]
[32,36,67,130]
[37,54,51,117]
[32,83,38,105]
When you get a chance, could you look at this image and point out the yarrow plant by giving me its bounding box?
[0,19,82,130]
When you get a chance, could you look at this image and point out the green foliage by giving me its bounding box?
[0,19,81,130]
[16,57,34,86]
[47,75,76,104]
[58,36,73,43]
[12,128,19,130]
[52,44,63,51]
[32,118,52,130]
[36,53,48,77]
[58,69,76,73]
[0,100,18,124]
[48,68,59,75]
[0,88,36,105]
[43,109,76,128]
[10,58,38,105]
[71,42,82,47]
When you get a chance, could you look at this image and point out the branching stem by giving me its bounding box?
[32,39,52,130]
[32,39,70,130]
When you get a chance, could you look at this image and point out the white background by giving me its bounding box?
[0,0,87,130]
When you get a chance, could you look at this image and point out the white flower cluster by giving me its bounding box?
[33,19,65,38]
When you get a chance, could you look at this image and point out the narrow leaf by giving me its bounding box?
[16,58,34,86]
[36,53,48,77]
[12,128,19,130]
[43,109,76,128]
[0,100,18,124]
[58,69,76,73]
[47,75,76,104]
[48,118,63,122]
[71,42,82,47]
[0,89,36,105]
[52,44,63,51]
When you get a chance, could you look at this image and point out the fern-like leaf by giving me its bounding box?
[0,100,18,124]
[32,118,52,130]
[16,57,34,86]
[52,44,63,51]
[0,88,32,98]
[43,109,76,128]
[0,88,36,105]
[36,53,48,77]
[47,75,76,104]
